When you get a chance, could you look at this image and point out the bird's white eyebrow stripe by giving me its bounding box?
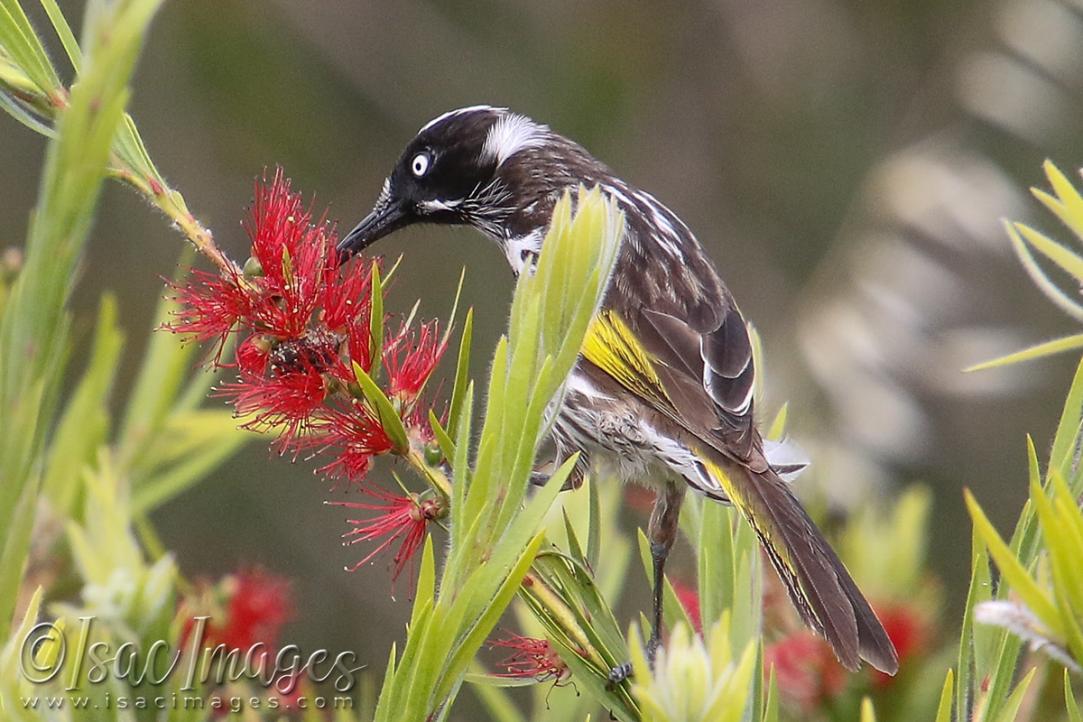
[482,113,548,166]
[418,104,502,133]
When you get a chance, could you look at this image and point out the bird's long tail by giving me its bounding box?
[701,455,899,674]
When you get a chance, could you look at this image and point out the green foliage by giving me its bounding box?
[372,187,623,720]
[0,0,163,643]
[969,162,1083,370]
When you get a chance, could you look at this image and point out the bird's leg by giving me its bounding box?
[609,481,685,685]
[646,481,684,660]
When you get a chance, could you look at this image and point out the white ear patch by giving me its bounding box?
[482,113,547,166]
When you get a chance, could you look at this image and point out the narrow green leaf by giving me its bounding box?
[447,307,473,438]
[428,409,455,461]
[1005,220,1083,323]
[1066,668,1082,722]
[586,473,601,570]
[1051,356,1083,486]
[762,666,780,722]
[352,361,409,453]
[1015,222,1083,282]
[37,0,82,71]
[965,333,1083,372]
[934,668,954,722]
[42,294,123,517]
[965,489,1062,635]
[369,261,384,378]
[994,667,1037,722]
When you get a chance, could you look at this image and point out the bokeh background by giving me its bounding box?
[3,0,1083,714]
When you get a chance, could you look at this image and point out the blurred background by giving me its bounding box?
[3,0,1083,712]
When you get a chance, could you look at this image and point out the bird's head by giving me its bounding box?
[338,106,602,257]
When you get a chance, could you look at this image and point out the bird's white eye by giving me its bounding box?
[411,152,431,177]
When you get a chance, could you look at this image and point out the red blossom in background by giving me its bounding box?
[180,568,293,655]
[489,634,571,684]
[871,602,931,687]
[215,569,293,651]
[329,489,445,579]
[764,631,847,713]
[672,580,702,635]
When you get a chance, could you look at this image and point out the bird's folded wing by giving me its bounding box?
[579,300,761,467]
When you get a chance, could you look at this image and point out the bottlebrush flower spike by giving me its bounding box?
[489,634,571,684]
[165,166,452,491]
[330,489,444,579]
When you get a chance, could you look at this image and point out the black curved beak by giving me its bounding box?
[337,202,410,257]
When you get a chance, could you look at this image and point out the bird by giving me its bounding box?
[337,105,899,678]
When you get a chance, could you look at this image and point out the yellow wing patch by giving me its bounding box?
[581,310,671,407]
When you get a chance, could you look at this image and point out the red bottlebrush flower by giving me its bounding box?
[180,569,293,654]
[217,570,293,651]
[489,634,570,684]
[764,631,847,713]
[672,581,702,635]
[383,320,447,400]
[329,489,443,580]
[167,167,451,491]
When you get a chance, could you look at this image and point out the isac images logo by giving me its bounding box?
[17,616,365,714]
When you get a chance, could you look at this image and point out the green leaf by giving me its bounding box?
[119,251,203,469]
[428,409,456,461]
[0,0,60,93]
[374,188,622,720]
[0,0,163,640]
[934,669,954,722]
[1035,160,1083,244]
[1066,668,1082,722]
[586,473,601,570]
[42,294,123,518]
[1015,222,1083,283]
[353,360,409,453]
[1050,355,1083,486]
[1005,220,1083,323]
[993,668,1037,722]
[447,307,473,439]
[965,333,1083,372]
[965,489,1062,635]
[37,0,82,71]
[369,260,384,378]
